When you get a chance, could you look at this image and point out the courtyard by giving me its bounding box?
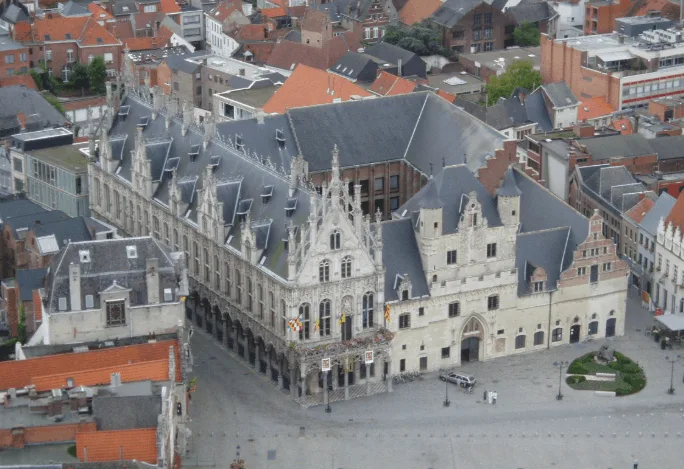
[185,292,684,468]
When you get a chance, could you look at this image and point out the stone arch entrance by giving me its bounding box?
[186,292,199,322]
[213,305,223,343]
[461,316,485,363]
[606,316,616,337]
[570,324,581,343]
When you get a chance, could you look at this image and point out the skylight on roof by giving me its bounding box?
[138,116,150,128]
[44,34,51,40]
[65,33,72,39]
[126,245,138,259]
[236,199,253,216]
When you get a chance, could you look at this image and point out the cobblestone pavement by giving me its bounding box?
[185,292,684,469]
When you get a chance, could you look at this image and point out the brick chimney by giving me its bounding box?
[573,122,595,138]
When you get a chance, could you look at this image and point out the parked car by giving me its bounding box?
[440,372,476,388]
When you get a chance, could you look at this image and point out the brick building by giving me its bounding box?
[430,0,516,55]
[0,29,28,77]
[1,267,46,338]
[584,0,636,35]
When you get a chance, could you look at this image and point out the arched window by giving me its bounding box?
[173,229,179,251]
[588,321,599,335]
[281,299,286,334]
[235,270,242,304]
[214,257,220,288]
[299,303,310,340]
[341,256,352,279]
[330,230,341,250]
[464,317,480,333]
[246,277,253,312]
[269,291,275,326]
[515,334,526,349]
[257,284,264,319]
[193,241,199,274]
[362,292,374,328]
[224,262,231,296]
[153,216,160,240]
[319,299,331,336]
[533,330,544,346]
[163,222,169,246]
[319,259,330,282]
[203,248,210,282]
[183,235,189,266]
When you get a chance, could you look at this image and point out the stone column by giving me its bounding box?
[354,359,360,386]
[254,343,260,372]
[331,365,338,390]
[344,361,350,401]
[366,363,372,396]
[323,371,330,407]
[233,327,239,354]
[242,333,249,360]
[387,359,393,393]
[222,320,228,348]
[300,363,307,408]
[277,357,283,389]
[290,364,297,399]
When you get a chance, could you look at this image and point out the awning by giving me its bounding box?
[656,314,684,331]
[596,51,633,62]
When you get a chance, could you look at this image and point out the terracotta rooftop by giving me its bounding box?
[0,339,181,391]
[159,0,181,14]
[666,190,684,232]
[263,63,371,114]
[0,74,37,90]
[209,3,239,22]
[31,16,120,47]
[232,23,269,41]
[88,3,114,20]
[261,6,287,17]
[398,0,442,25]
[436,89,457,103]
[370,71,417,96]
[578,96,613,121]
[107,21,134,39]
[611,118,633,135]
[266,30,361,71]
[62,96,107,111]
[301,7,328,33]
[77,428,158,463]
[624,196,655,224]
[122,25,174,51]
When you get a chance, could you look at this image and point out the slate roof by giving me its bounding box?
[32,216,95,247]
[286,92,505,174]
[60,0,91,17]
[0,198,46,225]
[311,0,375,22]
[6,210,71,238]
[330,51,377,81]
[578,164,653,215]
[506,0,554,24]
[16,268,47,302]
[163,53,203,74]
[1,1,29,24]
[0,86,67,136]
[395,164,503,234]
[365,42,418,69]
[381,218,429,301]
[486,96,532,130]
[44,237,182,314]
[106,95,311,280]
[498,166,522,196]
[542,82,579,108]
[523,91,553,131]
[431,0,488,28]
[576,134,655,160]
[640,192,676,235]
[111,0,140,15]
[515,228,569,296]
[93,395,161,430]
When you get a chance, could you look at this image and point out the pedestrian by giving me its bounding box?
[633,459,638,469]
[484,389,487,401]
[492,391,497,405]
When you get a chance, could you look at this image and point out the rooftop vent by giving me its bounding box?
[164,157,180,173]
[118,105,130,118]
[189,144,200,162]
[126,245,138,259]
[235,134,244,152]
[285,197,297,216]
[236,199,253,218]
[209,155,220,170]
[261,185,274,203]
[138,116,150,128]
[275,129,285,148]
[72,346,89,353]
[79,250,90,263]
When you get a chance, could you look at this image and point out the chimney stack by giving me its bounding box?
[110,372,121,387]
[146,257,160,304]
[203,113,216,149]
[397,58,402,76]
[182,101,193,136]
[151,86,163,120]
[69,263,81,311]
[166,96,178,129]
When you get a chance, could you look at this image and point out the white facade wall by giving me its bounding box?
[205,15,239,58]
[554,0,585,39]
[654,218,684,314]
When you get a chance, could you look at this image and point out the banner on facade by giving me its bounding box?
[655,308,664,316]
[314,319,320,332]
[384,304,390,322]
[321,358,331,372]
[642,291,650,305]
[365,350,374,364]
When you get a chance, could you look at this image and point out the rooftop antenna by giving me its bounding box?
[442,156,446,168]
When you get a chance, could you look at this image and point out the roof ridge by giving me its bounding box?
[516,225,570,237]
[401,93,428,161]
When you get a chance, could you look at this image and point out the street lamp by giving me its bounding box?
[325,371,332,413]
[443,376,450,407]
[665,355,681,395]
[553,361,568,401]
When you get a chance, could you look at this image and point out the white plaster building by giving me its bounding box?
[85,72,629,406]
[551,0,586,39]
[204,2,248,58]
[34,237,189,345]
[637,192,675,305]
[654,194,684,314]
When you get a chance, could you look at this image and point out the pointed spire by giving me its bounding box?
[331,144,340,189]
[497,167,522,197]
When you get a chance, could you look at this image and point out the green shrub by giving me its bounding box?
[623,375,646,392]
[567,362,589,374]
[582,353,595,364]
[620,363,641,374]
[615,385,633,396]
[567,375,586,385]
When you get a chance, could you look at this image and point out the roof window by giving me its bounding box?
[261,185,274,203]
[118,105,130,118]
[276,128,285,148]
[285,197,297,216]
[189,144,200,162]
[209,155,220,170]
[79,250,90,263]
[236,199,253,217]
[138,116,150,128]
[235,134,244,152]
[126,245,138,259]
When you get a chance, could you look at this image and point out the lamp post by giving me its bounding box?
[553,361,568,400]
[443,376,450,407]
[665,355,681,395]
[325,370,332,413]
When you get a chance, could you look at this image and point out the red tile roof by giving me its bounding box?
[0,339,181,391]
[370,71,416,96]
[77,428,158,463]
[122,25,174,51]
[62,96,107,111]
[611,118,633,135]
[666,191,684,231]
[0,75,37,90]
[32,16,120,47]
[398,0,442,25]
[233,23,269,41]
[261,6,287,17]
[107,21,134,40]
[88,3,114,20]
[159,0,181,14]
[209,3,239,22]
[578,96,613,121]
[301,8,328,33]
[624,197,655,224]
[436,89,457,103]
[263,63,371,113]
[266,30,361,71]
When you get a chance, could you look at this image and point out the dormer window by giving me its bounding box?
[261,185,274,204]
[79,250,90,263]
[209,155,220,170]
[138,116,150,128]
[235,134,244,152]
[189,144,200,162]
[402,290,409,301]
[126,245,138,259]
[285,197,297,217]
[236,199,253,222]
[276,129,286,148]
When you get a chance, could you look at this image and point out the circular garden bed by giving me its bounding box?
[565,351,646,396]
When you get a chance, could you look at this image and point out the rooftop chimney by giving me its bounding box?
[69,263,81,311]
[110,372,121,387]
[239,68,246,76]
[146,257,160,304]
[397,58,402,77]
[182,101,193,136]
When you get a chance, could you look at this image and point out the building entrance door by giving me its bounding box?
[461,337,479,362]
[606,318,616,337]
[570,325,581,343]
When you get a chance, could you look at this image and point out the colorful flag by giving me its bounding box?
[384,303,391,322]
[314,319,320,332]
[338,313,346,325]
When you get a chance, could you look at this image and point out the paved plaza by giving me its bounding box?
[185,292,684,469]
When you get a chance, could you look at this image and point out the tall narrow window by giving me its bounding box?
[203,248,210,282]
[281,299,286,334]
[246,277,253,312]
[330,230,341,250]
[106,300,126,326]
[269,291,275,326]
[299,303,310,340]
[319,259,330,282]
[362,292,374,328]
[341,256,352,279]
[235,270,242,304]
[224,262,231,296]
[193,242,199,274]
[257,284,264,319]
[214,257,220,288]
[319,299,331,336]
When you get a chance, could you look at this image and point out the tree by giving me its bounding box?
[513,22,540,47]
[485,60,542,105]
[381,20,448,57]
[88,56,106,93]
[17,304,26,344]
[71,62,90,96]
